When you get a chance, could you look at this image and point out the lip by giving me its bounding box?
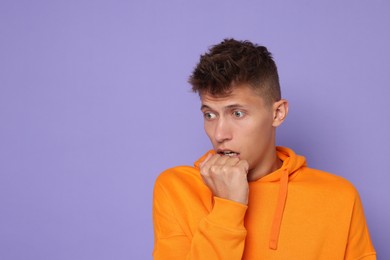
[216,148,240,157]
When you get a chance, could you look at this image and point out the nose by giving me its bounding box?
[214,117,232,143]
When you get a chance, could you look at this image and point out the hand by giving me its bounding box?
[200,154,249,205]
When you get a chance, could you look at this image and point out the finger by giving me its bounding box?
[200,154,221,174]
[199,153,212,168]
[237,160,249,174]
[223,156,240,166]
[213,154,231,165]
[206,154,222,166]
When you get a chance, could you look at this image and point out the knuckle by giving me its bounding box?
[220,166,229,174]
[231,166,241,173]
[200,168,209,176]
[210,165,218,174]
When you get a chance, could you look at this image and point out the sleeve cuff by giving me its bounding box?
[206,196,248,229]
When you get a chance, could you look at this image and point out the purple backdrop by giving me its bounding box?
[1,0,389,259]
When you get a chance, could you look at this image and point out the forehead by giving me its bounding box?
[200,84,265,108]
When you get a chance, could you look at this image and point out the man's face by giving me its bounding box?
[200,84,281,173]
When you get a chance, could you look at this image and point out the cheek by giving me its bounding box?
[244,117,269,134]
[240,118,273,147]
[204,122,214,139]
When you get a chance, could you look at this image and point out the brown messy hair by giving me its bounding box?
[189,38,281,105]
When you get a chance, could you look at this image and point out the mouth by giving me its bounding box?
[217,149,240,157]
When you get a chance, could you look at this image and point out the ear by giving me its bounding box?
[272,99,288,127]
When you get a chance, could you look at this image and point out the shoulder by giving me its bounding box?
[298,167,359,199]
[156,165,201,184]
[154,166,206,194]
[153,166,212,209]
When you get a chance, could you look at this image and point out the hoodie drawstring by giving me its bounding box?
[269,168,289,250]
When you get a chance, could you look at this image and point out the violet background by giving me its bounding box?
[1,0,389,259]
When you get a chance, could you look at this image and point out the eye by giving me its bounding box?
[204,112,217,120]
[233,111,245,118]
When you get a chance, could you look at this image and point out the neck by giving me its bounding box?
[247,149,282,182]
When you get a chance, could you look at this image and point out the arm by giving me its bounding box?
[153,187,247,259]
[153,155,249,259]
[344,190,376,260]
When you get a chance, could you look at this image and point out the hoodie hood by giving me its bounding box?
[194,146,306,251]
[260,146,306,182]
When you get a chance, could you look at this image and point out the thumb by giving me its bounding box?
[238,160,249,174]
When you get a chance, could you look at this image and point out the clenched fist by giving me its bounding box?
[200,154,249,205]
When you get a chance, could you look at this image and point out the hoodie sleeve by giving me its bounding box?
[344,189,376,260]
[153,179,248,260]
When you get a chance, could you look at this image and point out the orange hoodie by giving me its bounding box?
[153,147,376,259]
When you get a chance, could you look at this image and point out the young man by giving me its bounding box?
[153,39,376,259]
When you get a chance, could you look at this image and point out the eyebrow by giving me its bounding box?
[200,104,246,111]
